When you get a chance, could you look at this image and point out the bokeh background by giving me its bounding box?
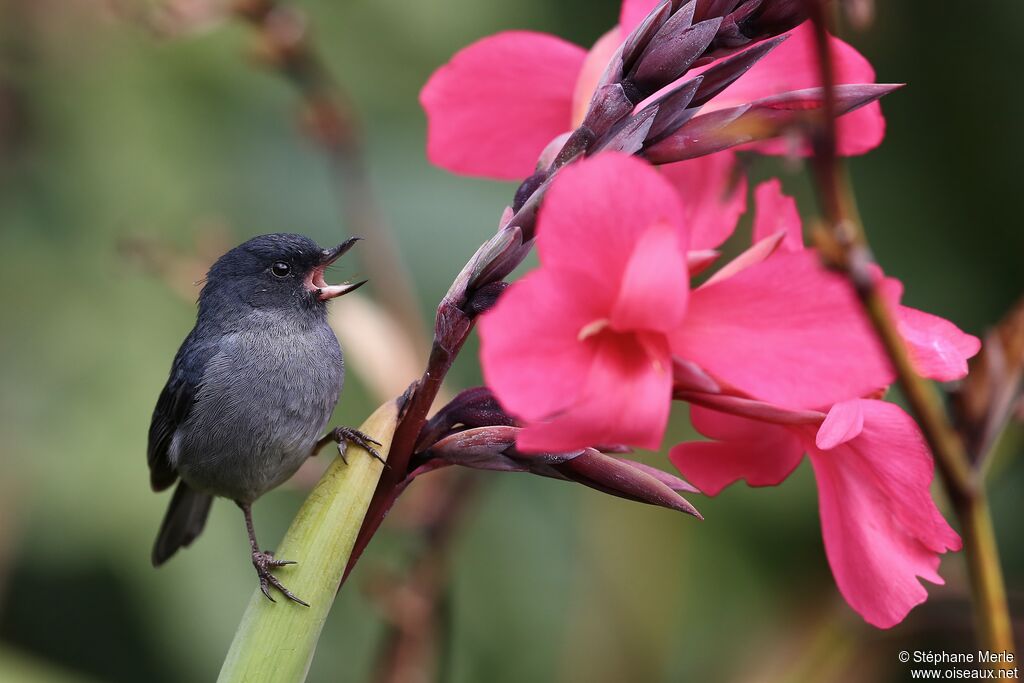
[0,1,1021,681]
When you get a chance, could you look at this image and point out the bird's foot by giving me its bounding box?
[252,550,308,607]
[330,426,386,466]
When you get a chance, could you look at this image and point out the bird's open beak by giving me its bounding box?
[309,237,367,301]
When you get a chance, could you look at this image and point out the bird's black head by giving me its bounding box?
[200,233,365,317]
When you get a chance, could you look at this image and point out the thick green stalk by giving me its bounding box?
[218,400,399,682]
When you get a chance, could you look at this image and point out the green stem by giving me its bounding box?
[218,400,399,682]
[957,491,1016,660]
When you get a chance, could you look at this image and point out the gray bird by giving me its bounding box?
[148,233,380,605]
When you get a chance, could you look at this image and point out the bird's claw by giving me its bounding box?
[331,427,387,467]
[252,550,308,607]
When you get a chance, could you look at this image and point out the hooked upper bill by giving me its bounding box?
[309,237,367,301]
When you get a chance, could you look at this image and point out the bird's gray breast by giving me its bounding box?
[171,314,344,502]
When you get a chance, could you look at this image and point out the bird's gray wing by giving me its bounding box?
[147,327,220,491]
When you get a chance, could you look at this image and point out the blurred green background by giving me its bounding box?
[0,1,1021,681]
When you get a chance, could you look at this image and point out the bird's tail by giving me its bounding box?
[152,481,213,567]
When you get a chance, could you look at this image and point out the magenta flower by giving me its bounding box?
[661,181,979,626]
[752,178,803,250]
[420,0,884,181]
[419,20,749,252]
[750,179,982,381]
[479,153,689,452]
[479,153,900,452]
[659,152,747,251]
[669,396,962,628]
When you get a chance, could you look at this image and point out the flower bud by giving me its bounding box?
[631,17,722,96]
[416,426,701,517]
[645,83,903,163]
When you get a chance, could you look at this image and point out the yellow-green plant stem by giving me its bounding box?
[218,400,399,683]
[959,492,1015,659]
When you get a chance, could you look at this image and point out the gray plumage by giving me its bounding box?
[169,309,342,503]
[148,234,368,602]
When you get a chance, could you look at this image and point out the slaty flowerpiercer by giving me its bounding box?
[147,233,381,605]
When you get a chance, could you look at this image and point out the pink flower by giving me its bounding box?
[479,153,898,452]
[687,19,885,156]
[881,278,983,382]
[420,1,885,181]
[750,179,981,381]
[479,153,689,452]
[419,21,749,251]
[752,178,803,250]
[669,396,962,628]
[421,30,589,182]
[659,153,747,251]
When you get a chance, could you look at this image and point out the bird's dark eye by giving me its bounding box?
[271,262,291,277]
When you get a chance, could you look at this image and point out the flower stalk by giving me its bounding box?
[218,400,399,683]
[803,0,1015,662]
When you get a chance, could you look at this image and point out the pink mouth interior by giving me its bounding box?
[306,264,352,301]
[310,266,329,290]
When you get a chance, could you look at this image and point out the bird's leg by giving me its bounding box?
[237,501,309,607]
[313,426,385,466]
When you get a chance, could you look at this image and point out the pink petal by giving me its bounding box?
[673,249,894,408]
[610,220,690,332]
[703,229,786,285]
[809,400,961,628]
[518,332,673,452]
[670,407,805,495]
[420,31,586,179]
[815,399,865,449]
[878,277,982,382]
[620,0,662,35]
[753,179,804,251]
[659,153,748,250]
[841,401,963,554]
[689,403,797,441]
[706,23,885,156]
[897,307,981,382]
[479,268,606,422]
[537,153,688,277]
